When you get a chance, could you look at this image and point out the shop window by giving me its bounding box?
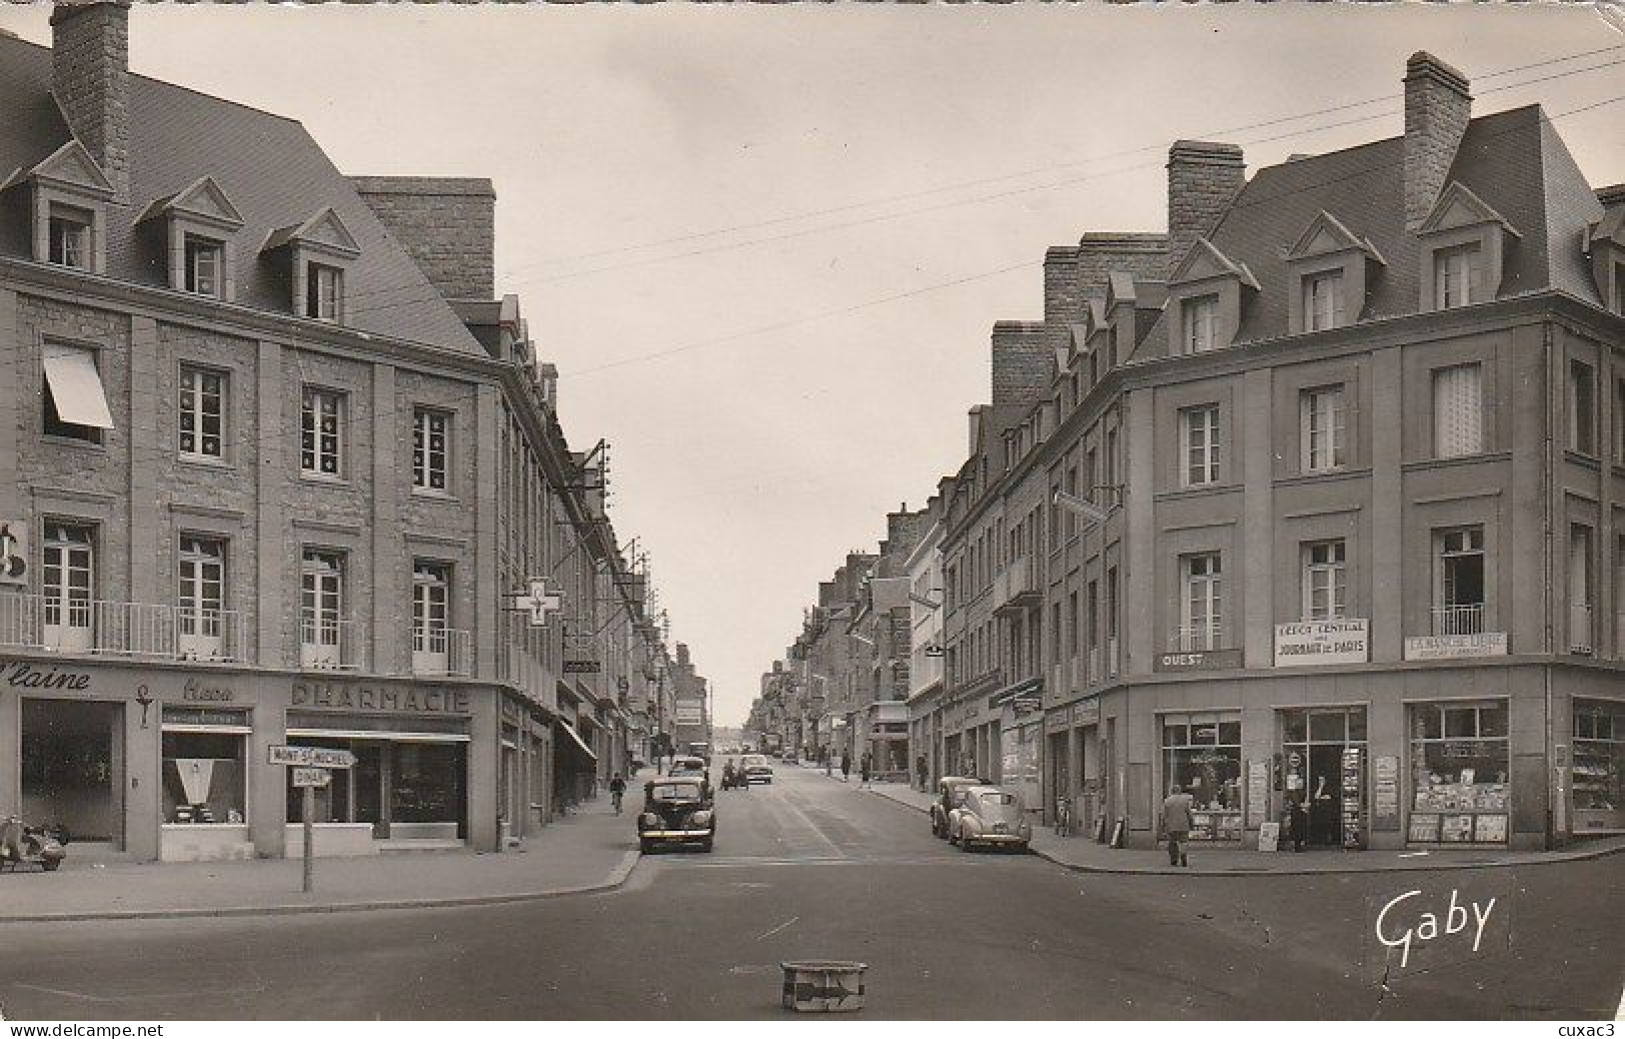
[300,387,345,478]
[1300,540,1346,621]
[1568,359,1597,456]
[42,521,94,653]
[412,408,451,493]
[1408,702,1510,844]
[42,342,114,443]
[1300,385,1346,472]
[1161,713,1242,840]
[178,365,225,460]
[1431,363,1483,459]
[1180,405,1221,488]
[162,731,245,824]
[1572,701,1624,833]
[1435,526,1485,636]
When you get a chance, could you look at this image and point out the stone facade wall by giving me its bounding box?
[49,1,130,200]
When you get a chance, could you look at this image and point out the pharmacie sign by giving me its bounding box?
[1274,619,1369,667]
[291,679,470,714]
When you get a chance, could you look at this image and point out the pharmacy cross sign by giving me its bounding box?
[510,578,563,628]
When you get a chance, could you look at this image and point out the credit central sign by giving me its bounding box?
[1274,619,1369,667]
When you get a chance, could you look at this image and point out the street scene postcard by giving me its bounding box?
[0,0,1621,1031]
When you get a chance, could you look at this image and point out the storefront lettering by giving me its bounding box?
[1,660,90,690]
[1374,889,1495,968]
[182,677,234,702]
[291,680,469,714]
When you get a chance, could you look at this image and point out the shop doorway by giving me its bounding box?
[20,698,124,848]
[1282,707,1367,849]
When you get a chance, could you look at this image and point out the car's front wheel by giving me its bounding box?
[959,831,974,852]
[640,838,654,854]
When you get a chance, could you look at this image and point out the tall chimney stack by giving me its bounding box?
[1166,141,1244,277]
[1403,51,1471,230]
[51,1,131,202]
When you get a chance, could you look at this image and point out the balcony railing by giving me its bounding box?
[1568,603,1593,655]
[0,593,246,663]
[412,626,474,677]
[1432,603,1485,637]
[300,611,367,671]
[1173,622,1223,652]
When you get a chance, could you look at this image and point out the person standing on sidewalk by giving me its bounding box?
[859,752,872,788]
[841,751,851,782]
[609,773,627,815]
[1159,783,1194,867]
[916,754,929,791]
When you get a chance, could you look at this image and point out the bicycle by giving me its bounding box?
[1054,797,1073,838]
[611,789,624,815]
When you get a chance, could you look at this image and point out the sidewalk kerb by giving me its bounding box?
[856,783,1625,877]
[0,848,644,925]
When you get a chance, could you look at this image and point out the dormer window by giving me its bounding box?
[1183,295,1219,353]
[1418,182,1518,314]
[138,177,244,301]
[1285,210,1382,335]
[49,204,93,269]
[1166,238,1256,357]
[184,236,223,297]
[1434,243,1480,309]
[263,207,360,325]
[307,262,343,321]
[1304,271,1345,331]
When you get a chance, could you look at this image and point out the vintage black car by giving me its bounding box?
[637,776,715,853]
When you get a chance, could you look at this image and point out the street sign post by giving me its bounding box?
[269,746,354,894]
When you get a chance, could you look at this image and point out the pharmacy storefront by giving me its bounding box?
[0,656,506,862]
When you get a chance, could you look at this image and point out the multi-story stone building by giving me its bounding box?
[845,505,927,776]
[0,2,680,860]
[905,494,945,787]
[920,51,1622,852]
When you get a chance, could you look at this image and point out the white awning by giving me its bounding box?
[42,343,114,429]
[555,719,598,762]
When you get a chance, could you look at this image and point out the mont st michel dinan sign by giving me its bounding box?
[292,679,471,715]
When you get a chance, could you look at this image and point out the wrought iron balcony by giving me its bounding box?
[412,626,474,677]
[991,557,1041,616]
[300,610,367,671]
[1431,603,1485,637]
[0,593,246,663]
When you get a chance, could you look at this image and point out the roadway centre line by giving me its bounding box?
[775,789,849,860]
[755,916,800,941]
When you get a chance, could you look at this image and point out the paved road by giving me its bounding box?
[1,766,1619,1020]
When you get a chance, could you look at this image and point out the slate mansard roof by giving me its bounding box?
[1141,104,1609,355]
[0,33,485,355]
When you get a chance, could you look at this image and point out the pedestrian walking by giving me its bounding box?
[841,752,851,782]
[1159,783,1194,867]
[915,754,929,791]
[609,773,627,815]
[859,752,872,788]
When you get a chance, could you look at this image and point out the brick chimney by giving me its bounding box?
[350,176,496,301]
[50,0,130,202]
[1403,51,1472,230]
[1166,141,1244,276]
[990,322,1051,410]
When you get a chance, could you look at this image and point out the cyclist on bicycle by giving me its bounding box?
[609,773,627,815]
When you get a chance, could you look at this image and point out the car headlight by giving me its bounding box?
[639,812,659,827]
[690,810,713,827]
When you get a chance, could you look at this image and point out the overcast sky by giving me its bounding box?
[3,3,1620,727]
